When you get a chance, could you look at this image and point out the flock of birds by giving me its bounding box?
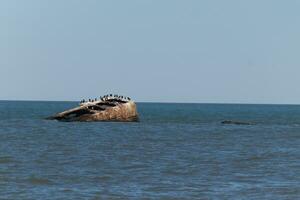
[80,94,131,104]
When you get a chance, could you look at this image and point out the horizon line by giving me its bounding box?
[0,99,300,106]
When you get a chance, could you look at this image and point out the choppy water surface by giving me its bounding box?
[0,101,299,199]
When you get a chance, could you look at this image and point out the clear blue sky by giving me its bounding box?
[1,0,300,103]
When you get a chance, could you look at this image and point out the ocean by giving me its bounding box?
[0,101,299,199]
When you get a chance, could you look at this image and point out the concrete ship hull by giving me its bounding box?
[47,100,139,122]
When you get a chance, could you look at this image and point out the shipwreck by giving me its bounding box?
[47,95,139,122]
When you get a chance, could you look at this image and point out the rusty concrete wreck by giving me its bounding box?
[47,95,139,122]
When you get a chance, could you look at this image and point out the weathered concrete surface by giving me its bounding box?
[47,100,139,122]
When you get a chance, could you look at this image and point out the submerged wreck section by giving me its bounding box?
[47,95,139,122]
[221,120,255,125]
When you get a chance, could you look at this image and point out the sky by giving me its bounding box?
[1,0,300,103]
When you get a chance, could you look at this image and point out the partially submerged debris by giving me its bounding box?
[47,95,139,122]
[221,120,255,125]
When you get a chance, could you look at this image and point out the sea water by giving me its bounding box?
[0,101,299,199]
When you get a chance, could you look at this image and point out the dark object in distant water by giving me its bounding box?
[221,120,255,125]
[47,95,138,122]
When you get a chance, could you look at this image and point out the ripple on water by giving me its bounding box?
[0,156,15,164]
[26,176,53,186]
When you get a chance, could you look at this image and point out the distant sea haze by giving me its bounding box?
[0,101,299,199]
